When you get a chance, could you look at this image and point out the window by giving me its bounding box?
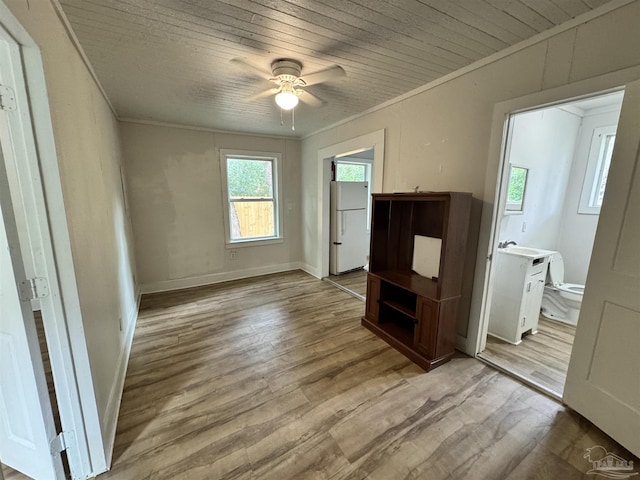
[505,165,528,213]
[220,150,282,244]
[590,133,615,208]
[336,162,366,182]
[579,126,617,214]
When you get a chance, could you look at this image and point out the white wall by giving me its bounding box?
[6,0,138,468]
[300,1,640,340]
[120,121,302,292]
[499,107,581,249]
[557,107,622,284]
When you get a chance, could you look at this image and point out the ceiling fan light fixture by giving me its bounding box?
[275,91,299,110]
[275,82,299,110]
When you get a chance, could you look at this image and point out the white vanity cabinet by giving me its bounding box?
[488,247,554,345]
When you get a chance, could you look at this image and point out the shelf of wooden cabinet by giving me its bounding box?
[380,299,417,319]
[362,318,452,371]
[376,320,414,348]
[372,270,438,300]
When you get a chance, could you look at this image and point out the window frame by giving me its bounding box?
[578,125,617,215]
[504,165,528,214]
[219,149,284,247]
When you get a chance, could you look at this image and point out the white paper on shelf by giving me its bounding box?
[412,235,442,279]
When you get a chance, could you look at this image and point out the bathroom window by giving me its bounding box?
[505,165,528,213]
[578,126,616,215]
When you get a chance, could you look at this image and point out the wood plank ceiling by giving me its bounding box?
[59,0,613,137]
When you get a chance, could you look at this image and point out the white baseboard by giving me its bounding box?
[140,262,302,294]
[299,262,321,279]
[102,289,141,467]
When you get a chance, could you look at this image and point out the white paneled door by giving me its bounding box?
[0,150,65,478]
[564,80,640,458]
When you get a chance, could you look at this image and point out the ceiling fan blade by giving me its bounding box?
[230,57,272,80]
[244,87,279,102]
[300,65,345,86]
[298,89,324,107]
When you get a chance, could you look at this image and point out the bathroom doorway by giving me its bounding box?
[477,90,624,398]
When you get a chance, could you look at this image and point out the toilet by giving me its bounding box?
[540,253,584,325]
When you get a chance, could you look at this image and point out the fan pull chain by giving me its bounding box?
[280,108,284,126]
[292,108,295,131]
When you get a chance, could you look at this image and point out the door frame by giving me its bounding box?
[0,2,102,478]
[465,67,640,358]
[316,130,385,279]
[0,140,66,479]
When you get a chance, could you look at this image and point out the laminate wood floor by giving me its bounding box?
[4,271,637,479]
[327,269,367,298]
[481,317,575,396]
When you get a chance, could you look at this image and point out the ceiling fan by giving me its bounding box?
[231,58,345,110]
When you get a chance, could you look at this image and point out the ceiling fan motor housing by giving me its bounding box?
[271,59,305,85]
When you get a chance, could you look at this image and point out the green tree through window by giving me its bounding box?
[227,158,273,198]
[508,167,527,203]
[336,163,366,182]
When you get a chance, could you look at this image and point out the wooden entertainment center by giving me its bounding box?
[362,192,472,371]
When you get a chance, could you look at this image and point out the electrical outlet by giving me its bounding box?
[522,221,527,232]
[230,250,237,260]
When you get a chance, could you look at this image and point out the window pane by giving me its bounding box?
[227,158,273,198]
[229,200,275,240]
[507,167,527,203]
[594,134,615,207]
[336,163,366,182]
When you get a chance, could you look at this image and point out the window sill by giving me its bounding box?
[577,209,600,215]
[225,237,284,248]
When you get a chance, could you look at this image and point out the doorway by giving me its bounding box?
[0,7,98,478]
[0,128,66,478]
[315,130,385,295]
[326,148,374,300]
[477,90,624,398]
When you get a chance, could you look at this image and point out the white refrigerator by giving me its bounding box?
[330,181,370,275]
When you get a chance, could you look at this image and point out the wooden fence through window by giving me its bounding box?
[230,200,274,239]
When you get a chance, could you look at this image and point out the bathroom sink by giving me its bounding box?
[499,246,555,258]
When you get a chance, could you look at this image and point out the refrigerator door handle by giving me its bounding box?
[342,213,346,236]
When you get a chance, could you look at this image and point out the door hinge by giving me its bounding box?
[50,430,73,455]
[0,85,17,111]
[19,277,49,301]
